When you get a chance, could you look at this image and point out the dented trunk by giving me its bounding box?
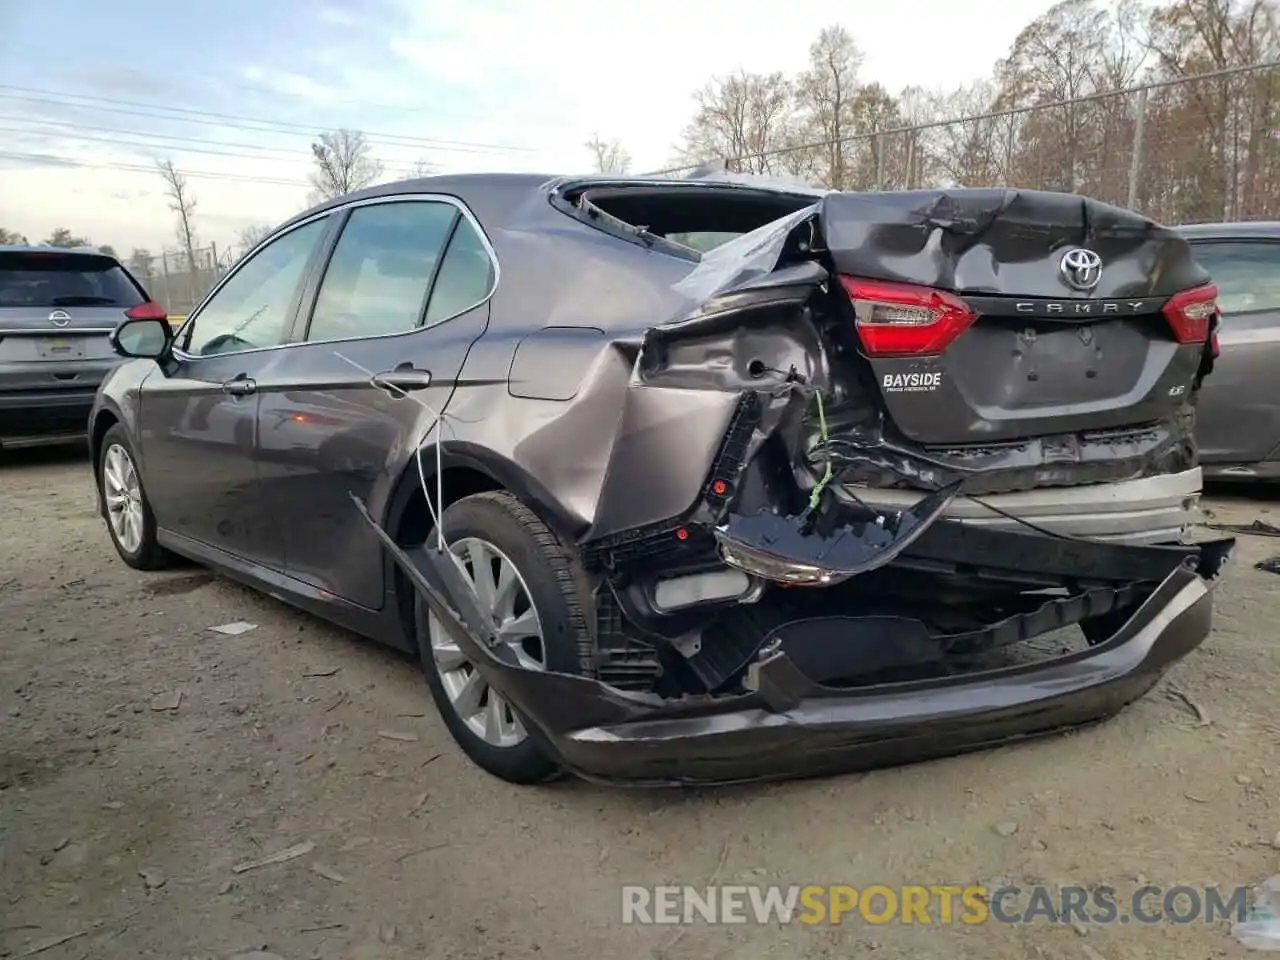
[819,189,1216,447]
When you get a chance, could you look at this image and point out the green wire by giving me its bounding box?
[807,390,833,512]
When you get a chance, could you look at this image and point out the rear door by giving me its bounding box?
[255,196,495,610]
[820,190,1214,446]
[138,216,335,567]
[0,249,148,414]
[1184,238,1280,464]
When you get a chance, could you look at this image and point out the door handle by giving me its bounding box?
[222,376,256,396]
[374,363,432,393]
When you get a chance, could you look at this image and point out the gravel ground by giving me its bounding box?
[1,445,1278,960]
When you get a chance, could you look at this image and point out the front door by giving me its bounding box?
[138,216,333,567]
[1187,239,1280,464]
[255,197,497,609]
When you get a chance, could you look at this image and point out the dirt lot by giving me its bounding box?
[1,446,1278,960]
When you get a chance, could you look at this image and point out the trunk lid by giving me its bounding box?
[0,249,148,370]
[820,189,1214,445]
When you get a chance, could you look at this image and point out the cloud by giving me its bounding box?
[0,0,1068,253]
[239,65,345,104]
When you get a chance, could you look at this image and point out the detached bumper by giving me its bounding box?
[486,543,1227,786]
[361,491,1233,786]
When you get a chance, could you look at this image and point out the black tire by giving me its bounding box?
[413,490,595,785]
[97,424,175,571]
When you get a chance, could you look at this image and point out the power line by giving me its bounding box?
[1,115,436,176]
[1,126,433,184]
[0,150,309,187]
[0,113,335,159]
[646,59,1280,175]
[0,85,534,155]
[0,124,319,166]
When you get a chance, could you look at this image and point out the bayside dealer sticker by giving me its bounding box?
[882,372,942,393]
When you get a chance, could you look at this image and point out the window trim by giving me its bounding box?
[296,194,498,347]
[1189,237,1280,318]
[171,212,336,361]
[298,198,464,344]
[171,192,499,361]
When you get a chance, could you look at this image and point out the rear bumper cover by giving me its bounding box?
[360,494,1232,786]
[0,388,99,439]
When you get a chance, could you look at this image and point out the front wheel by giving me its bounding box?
[414,491,594,785]
[98,424,174,571]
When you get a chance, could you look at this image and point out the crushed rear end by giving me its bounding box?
[363,180,1233,786]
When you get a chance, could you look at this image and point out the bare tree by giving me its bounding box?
[796,25,863,188]
[156,158,198,272]
[662,16,1280,220]
[678,70,795,174]
[0,227,25,244]
[995,0,1112,192]
[128,248,154,282]
[1141,0,1280,219]
[585,134,632,173]
[408,156,433,178]
[309,129,384,201]
[237,223,273,251]
[45,227,90,247]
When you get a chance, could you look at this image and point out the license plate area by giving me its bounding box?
[949,320,1150,409]
[36,337,86,360]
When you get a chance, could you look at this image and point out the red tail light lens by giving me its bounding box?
[837,276,977,357]
[125,300,168,322]
[1161,283,1217,345]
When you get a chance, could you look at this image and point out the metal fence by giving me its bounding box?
[127,244,237,318]
[663,61,1280,227]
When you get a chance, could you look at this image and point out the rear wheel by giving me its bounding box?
[414,491,594,784]
[98,424,174,571]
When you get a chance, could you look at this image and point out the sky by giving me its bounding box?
[0,0,1068,258]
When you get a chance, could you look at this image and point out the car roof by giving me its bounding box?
[278,170,825,233]
[0,244,120,259]
[1176,221,1280,240]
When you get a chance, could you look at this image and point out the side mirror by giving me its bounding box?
[111,317,172,359]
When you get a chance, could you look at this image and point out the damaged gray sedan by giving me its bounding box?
[91,172,1233,786]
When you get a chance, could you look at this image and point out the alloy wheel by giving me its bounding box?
[427,536,546,748]
[103,443,145,555]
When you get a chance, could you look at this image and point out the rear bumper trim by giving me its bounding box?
[841,467,1202,544]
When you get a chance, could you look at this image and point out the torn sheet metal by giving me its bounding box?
[670,203,820,303]
[714,482,960,585]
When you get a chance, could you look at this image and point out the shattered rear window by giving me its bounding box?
[665,231,743,253]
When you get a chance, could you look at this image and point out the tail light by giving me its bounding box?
[1162,283,1217,345]
[837,276,977,357]
[125,300,168,322]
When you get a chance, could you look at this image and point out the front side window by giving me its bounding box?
[307,201,459,342]
[1190,241,1280,315]
[183,218,328,356]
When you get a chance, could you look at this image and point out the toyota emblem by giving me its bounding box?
[48,310,72,327]
[1059,248,1103,291]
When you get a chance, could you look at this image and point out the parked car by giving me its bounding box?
[90,175,1232,786]
[1177,221,1280,481]
[0,245,165,448]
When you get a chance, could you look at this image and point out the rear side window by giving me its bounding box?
[423,217,495,325]
[1190,241,1280,314]
[0,252,145,308]
[308,201,459,342]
